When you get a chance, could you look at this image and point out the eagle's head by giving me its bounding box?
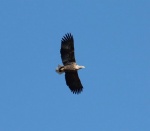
[76,65,85,70]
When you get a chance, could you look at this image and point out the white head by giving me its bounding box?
[76,65,85,70]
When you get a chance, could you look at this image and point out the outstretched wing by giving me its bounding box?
[65,72,83,94]
[60,33,76,65]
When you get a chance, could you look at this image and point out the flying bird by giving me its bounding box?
[56,33,85,94]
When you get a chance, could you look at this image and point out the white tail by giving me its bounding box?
[55,65,64,74]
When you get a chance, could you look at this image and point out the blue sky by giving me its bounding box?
[0,0,150,131]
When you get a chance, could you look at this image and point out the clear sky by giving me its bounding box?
[0,0,150,131]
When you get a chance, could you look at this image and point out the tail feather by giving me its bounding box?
[55,65,64,74]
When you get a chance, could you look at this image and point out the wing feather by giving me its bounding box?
[60,33,76,65]
[65,72,83,94]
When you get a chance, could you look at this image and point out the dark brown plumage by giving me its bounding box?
[60,33,76,65]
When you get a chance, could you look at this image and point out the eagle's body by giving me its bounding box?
[56,33,85,94]
[56,62,85,73]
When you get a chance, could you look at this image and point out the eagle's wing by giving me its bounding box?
[65,71,83,94]
[60,33,76,65]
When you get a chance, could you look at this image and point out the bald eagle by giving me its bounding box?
[56,33,85,94]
